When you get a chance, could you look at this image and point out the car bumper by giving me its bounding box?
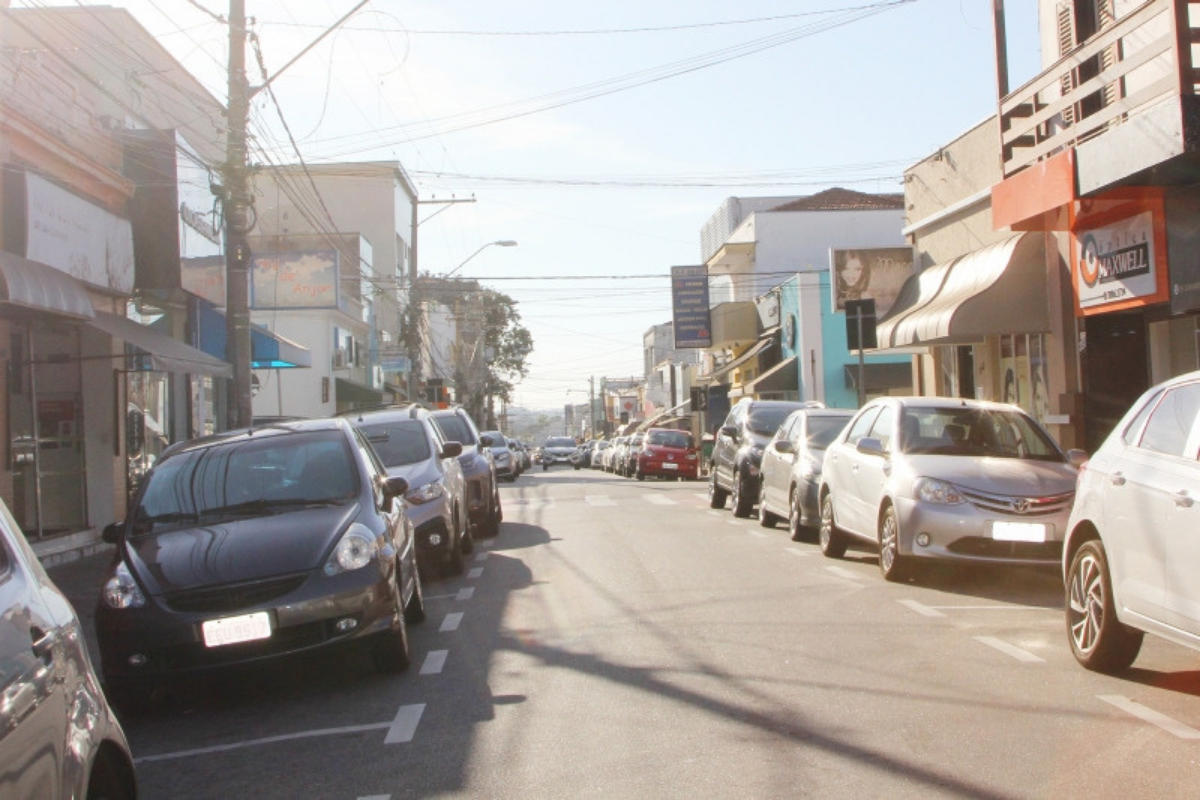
[97,563,397,683]
[638,457,698,478]
[893,496,1067,565]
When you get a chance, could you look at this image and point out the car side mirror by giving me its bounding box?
[856,436,886,456]
[773,440,795,455]
[720,424,738,440]
[442,441,464,459]
[1066,448,1088,468]
[382,475,409,511]
[102,522,124,544]
[479,434,494,447]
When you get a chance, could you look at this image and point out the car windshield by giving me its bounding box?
[900,406,1063,461]
[359,421,431,467]
[131,430,357,535]
[748,406,797,435]
[807,417,851,450]
[647,430,693,448]
[481,431,508,449]
[433,414,476,446]
[546,437,576,448]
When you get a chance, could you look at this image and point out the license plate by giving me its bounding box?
[662,462,678,470]
[202,612,272,648]
[991,521,1047,543]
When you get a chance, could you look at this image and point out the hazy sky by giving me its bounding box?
[17,0,1042,412]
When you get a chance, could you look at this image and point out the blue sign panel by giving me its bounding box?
[671,265,711,348]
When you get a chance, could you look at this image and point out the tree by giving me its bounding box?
[461,287,532,428]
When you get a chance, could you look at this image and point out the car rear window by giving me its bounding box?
[647,430,693,448]
[360,421,432,467]
[432,415,475,446]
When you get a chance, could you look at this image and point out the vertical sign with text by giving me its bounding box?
[671,265,711,348]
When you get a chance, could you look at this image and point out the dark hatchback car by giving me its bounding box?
[710,399,814,517]
[429,407,503,538]
[96,418,425,709]
[0,496,137,798]
[346,405,470,577]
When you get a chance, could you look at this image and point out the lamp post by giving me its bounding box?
[443,240,518,279]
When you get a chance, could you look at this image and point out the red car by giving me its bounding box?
[635,427,700,480]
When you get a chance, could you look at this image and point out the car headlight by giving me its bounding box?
[103,561,146,609]
[913,477,966,505]
[406,481,445,505]
[324,523,378,575]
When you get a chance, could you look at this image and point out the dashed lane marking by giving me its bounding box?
[467,567,484,579]
[824,565,862,582]
[644,495,677,506]
[475,551,489,562]
[421,650,448,675]
[898,599,947,618]
[384,704,426,745]
[749,530,769,539]
[440,612,464,632]
[585,495,617,506]
[974,636,1045,663]
[456,587,475,601]
[1099,695,1200,739]
[785,547,812,558]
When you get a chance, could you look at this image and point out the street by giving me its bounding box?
[109,469,1200,799]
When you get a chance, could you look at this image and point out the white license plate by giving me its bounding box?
[662,462,678,470]
[991,521,1047,543]
[202,612,272,648]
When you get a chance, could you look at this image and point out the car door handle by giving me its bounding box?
[1110,472,1126,487]
[30,627,56,662]
[1174,491,1194,509]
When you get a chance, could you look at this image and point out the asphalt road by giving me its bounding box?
[84,468,1200,799]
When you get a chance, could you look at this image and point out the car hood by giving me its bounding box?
[905,455,1076,495]
[123,504,358,594]
[545,447,576,455]
[387,461,440,488]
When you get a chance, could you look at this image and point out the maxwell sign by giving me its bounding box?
[1074,211,1158,310]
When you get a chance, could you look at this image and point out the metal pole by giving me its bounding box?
[856,310,866,408]
[224,0,253,429]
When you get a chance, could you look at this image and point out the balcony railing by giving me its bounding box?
[1000,0,1198,177]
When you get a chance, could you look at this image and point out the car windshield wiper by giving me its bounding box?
[199,498,343,519]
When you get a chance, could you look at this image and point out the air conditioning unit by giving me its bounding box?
[332,349,349,369]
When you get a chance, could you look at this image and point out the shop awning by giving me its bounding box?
[336,377,383,404]
[844,362,913,392]
[874,233,1049,349]
[0,252,95,319]
[708,336,773,380]
[197,305,312,369]
[744,356,798,397]
[88,311,233,377]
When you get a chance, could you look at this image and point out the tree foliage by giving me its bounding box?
[464,287,532,426]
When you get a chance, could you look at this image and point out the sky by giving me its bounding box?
[16,0,1043,412]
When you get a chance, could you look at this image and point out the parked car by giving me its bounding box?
[1063,370,1200,673]
[541,436,579,470]
[96,418,425,711]
[0,496,137,797]
[509,438,532,473]
[347,405,471,577]
[590,439,611,469]
[619,432,646,477]
[429,407,503,538]
[758,407,855,539]
[710,399,815,517]
[604,436,629,473]
[635,428,699,480]
[819,397,1084,582]
[481,430,518,482]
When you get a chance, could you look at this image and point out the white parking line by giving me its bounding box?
[973,636,1045,663]
[748,530,769,539]
[421,650,448,675]
[898,599,947,618]
[456,587,475,601]
[784,547,811,558]
[644,495,677,506]
[585,495,617,506]
[475,551,489,562]
[1099,695,1200,739]
[384,704,426,744]
[824,565,862,582]
[708,510,724,518]
[440,612,464,632]
[693,493,708,501]
[726,519,744,527]
[135,721,393,763]
[467,567,483,579]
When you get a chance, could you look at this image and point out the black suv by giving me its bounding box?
[428,407,503,538]
[710,399,815,518]
[345,405,471,577]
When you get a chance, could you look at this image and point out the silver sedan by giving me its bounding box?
[758,408,854,540]
[818,397,1085,582]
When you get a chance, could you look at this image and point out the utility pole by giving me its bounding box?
[224,0,253,429]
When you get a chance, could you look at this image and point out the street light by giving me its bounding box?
[443,240,518,278]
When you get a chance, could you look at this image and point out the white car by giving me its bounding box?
[1064,370,1200,673]
[819,396,1084,582]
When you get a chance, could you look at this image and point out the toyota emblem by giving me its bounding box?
[1012,498,1031,514]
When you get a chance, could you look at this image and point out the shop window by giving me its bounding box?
[999,334,1051,424]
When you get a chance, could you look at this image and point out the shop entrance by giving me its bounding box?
[1082,310,1149,452]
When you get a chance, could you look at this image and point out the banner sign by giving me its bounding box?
[671,265,711,348]
[1074,211,1158,310]
[251,250,339,309]
[831,247,912,316]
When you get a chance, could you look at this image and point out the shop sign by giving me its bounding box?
[251,250,339,309]
[1074,211,1161,311]
[671,266,711,348]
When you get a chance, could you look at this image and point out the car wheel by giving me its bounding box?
[878,504,912,583]
[788,487,807,542]
[818,493,848,558]
[732,472,754,518]
[758,484,780,528]
[372,579,412,673]
[1067,539,1143,673]
[708,471,727,509]
[445,527,466,577]
[404,557,426,625]
[459,508,474,555]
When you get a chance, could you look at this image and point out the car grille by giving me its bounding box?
[163,574,308,614]
[946,538,1063,561]
[957,487,1074,518]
